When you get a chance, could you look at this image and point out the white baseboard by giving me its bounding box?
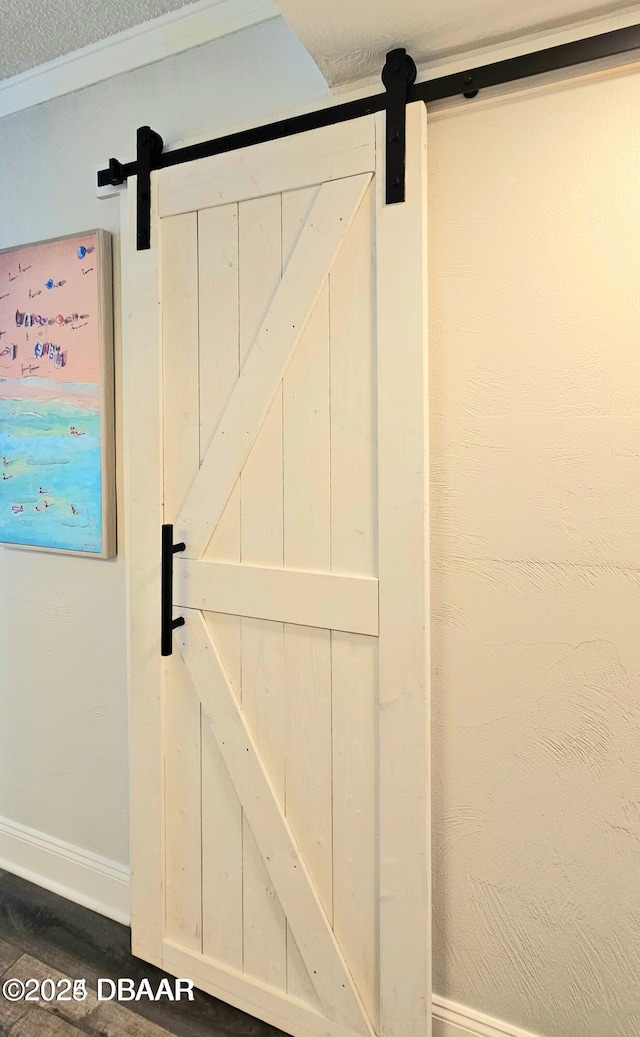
[0,815,130,925]
[0,822,543,1037]
[433,994,546,1037]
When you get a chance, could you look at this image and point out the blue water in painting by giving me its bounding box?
[0,394,103,554]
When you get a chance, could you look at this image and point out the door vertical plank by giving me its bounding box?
[331,633,378,1025]
[329,183,379,1028]
[282,268,333,928]
[122,181,164,964]
[164,651,203,952]
[375,102,431,1036]
[198,204,243,969]
[281,186,319,268]
[198,203,239,460]
[283,285,332,567]
[280,186,325,1006]
[161,212,203,953]
[241,405,287,987]
[329,183,376,579]
[200,701,243,969]
[162,213,200,517]
[238,193,287,989]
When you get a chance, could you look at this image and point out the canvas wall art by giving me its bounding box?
[0,230,115,557]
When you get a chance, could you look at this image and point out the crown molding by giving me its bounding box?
[0,0,280,119]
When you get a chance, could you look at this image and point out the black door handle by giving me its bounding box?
[161,523,185,657]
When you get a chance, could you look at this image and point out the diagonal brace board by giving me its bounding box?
[177,612,374,1037]
[175,173,372,558]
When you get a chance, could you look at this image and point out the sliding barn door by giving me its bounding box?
[123,102,430,1037]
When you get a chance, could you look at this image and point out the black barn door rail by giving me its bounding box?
[98,23,640,247]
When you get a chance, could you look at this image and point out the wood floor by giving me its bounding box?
[0,870,286,1037]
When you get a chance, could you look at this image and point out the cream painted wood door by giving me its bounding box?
[123,102,430,1037]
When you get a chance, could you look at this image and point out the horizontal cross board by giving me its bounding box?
[174,559,379,635]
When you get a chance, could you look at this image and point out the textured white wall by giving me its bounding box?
[0,18,326,866]
[429,67,640,1037]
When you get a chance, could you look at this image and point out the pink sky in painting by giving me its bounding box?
[0,232,101,392]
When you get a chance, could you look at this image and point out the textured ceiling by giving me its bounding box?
[274,0,640,85]
[3,0,640,86]
[0,0,202,78]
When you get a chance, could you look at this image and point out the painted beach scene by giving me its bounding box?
[0,231,113,556]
